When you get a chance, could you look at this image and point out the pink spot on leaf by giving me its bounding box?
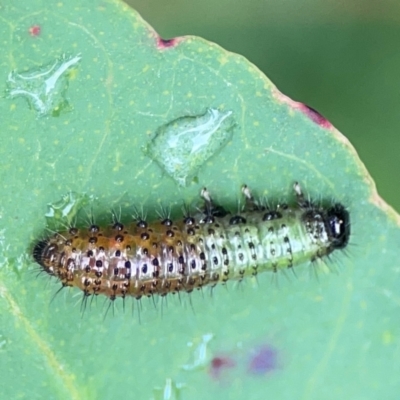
[156,37,179,49]
[209,355,236,380]
[28,25,41,37]
[272,87,333,129]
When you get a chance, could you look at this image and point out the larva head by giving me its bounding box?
[326,203,350,250]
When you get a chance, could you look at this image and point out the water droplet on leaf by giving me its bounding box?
[45,192,92,227]
[144,108,236,186]
[5,54,81,117]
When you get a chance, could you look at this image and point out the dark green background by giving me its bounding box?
[128,0,400,212]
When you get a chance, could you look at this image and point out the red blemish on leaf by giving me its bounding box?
[156,37,178,49]
[298,104,332,129]
[272,88,333,129]
[209,355,236,380]
[247,345,278,376]
[28,25,41,37]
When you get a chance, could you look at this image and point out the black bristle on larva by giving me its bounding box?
[33,183,350,301]
[33,239,49,265]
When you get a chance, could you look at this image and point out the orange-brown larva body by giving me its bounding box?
[33,184,350,302]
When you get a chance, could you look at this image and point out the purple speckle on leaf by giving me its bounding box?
[248,345,278,376]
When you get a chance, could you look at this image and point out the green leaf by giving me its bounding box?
[0,1,398,399]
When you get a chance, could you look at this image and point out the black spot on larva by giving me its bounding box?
[141,232,150,240]
[125,261,131,269]
[125,245,131,251]
[168,263,173,272]
[187,228,195,235]
[87,250,94,257]
[69,227,78,235]
[239,253,244,261]
[113,267,119,276]
[162,218,173,226]
[248,242,255,249]
[203,215,215,224]
[113,222,124,231]
[152,242,158,248]
[210,205,228,218]
[85,265,91,273]
[115,250,121,257]
[137,220,147,228]
[95,260,103,268]
[152,258,159,267]
[178,255,184,264]
[89,237,97,244]
[89,224,99,233]
[212,273,219,281]
[125,272,131,279]
[143,248,149,255]
[115,234,124,243]
[72,247,76,253]
[166,230,174,237]
[99,246,105,252]
[142,264,148,273]
[263,211,282,221]
[95,271,102,278]
[213,256,218,265]
[190,260,196,269]
[229,215,247,225]
[222,247,227,255]
[184,216,195,225]
[208,228,215,235]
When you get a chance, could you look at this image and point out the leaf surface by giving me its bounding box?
[0,1,398,399]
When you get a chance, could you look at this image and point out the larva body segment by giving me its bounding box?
[33,184,350,301]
